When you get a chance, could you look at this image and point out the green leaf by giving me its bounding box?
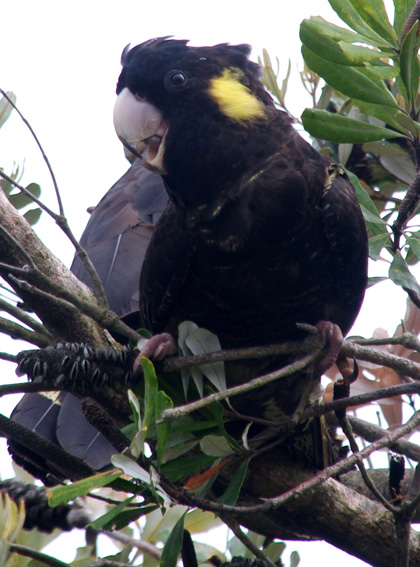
[112,454,152,483]
[160,513,186,567]
[328,0,395,46]
[360,60,399,81]
[48,471,121,507]
[107,505,158,531]
[142,357,158,438]
[89,495,136,530]
[184,508,221,534]
[265,541,287,563]
[347,0,397,45]
[156,390,173,468]
[339,42,394,65]
[128,389,143,458]
[389,251,420,293]
[393,0,417,37]
[178,321,204,397]
[178,321,227,396]
[360,205,389,227]
[300,18,392,66]
[290,550,301,567]
[363,140,412,158]
[345,169,378,214]
[302,108,406,144]
[302,45,399,108]
[0,91,16,129]
[345,169,389,237]
[205,402,230,439]
[109,475,150,493]
[217,459,249,505]
[159,440,199,468]
[162,454,215,482]
[9,183,41,209]
[185,326,226,392]
[259,49,290,107]
[200,435,235,457]
[23,208,42,226]
[368,233,392,259]
[379,152,416,185]
[368,276,388,287]
[406,233,420,260]
[302,15,367,45]
[204,402,241,453]
[394,112,420,137]
[25,182,41,198]
[399,22,420,106]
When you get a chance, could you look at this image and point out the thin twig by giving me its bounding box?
[0,381,59,396]
[303,382,420,420]
[0,295,52,337]
[0,169,109,308]
[341,341,420,380]
[0,88,63,215]
[89,560,138,567]
[339,416,399,513]
[392,171,420,250]
[0,315,52,347]
[5,266,140,343]
[158,352,319,423]
[160,333,420,378]
[0,221,36,268]
[161,411,420,517]
[55,216,110,308]
[0,170,58,219]
[219,514,277,567]
[0,352,18,363]
[9,543,70,567]
[348,416,420,462]
[103,530,161,561]
[162,332,323,372]
[9,274,83,315]
[353,333,420,351]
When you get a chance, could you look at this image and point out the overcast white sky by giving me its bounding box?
[0,1,408,565]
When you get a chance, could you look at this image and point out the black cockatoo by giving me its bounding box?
[113,38,368,464]
[9,160,167,482]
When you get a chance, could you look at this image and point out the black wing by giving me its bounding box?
[71,159,167,316]
[9,161,167,482]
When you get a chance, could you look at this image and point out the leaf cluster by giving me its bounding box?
[297,0,420,297]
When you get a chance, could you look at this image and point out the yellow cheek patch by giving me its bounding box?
[208,68,267,122]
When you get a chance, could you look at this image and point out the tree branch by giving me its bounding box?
[158,352,319,423]
[9,543,70,567]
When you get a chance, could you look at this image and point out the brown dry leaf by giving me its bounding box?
[392,299,420,358]
[323,301,420,426]
[369,366,403,426]
[183,461,226,490]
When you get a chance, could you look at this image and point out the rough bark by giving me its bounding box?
[227,452,420,567]
[0,188,131,414]
[0,187,113,346]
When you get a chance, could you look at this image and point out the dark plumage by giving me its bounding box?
[71,159,167,317]
[9,161,167,482]
[113,38,368,459]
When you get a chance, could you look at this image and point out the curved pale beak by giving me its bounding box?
[113,88,168,174]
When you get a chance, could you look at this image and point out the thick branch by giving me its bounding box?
[0,315,51,348]
[0,186,110,345]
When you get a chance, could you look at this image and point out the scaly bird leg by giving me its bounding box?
[311,320,344,378]
[132,332,177,376]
